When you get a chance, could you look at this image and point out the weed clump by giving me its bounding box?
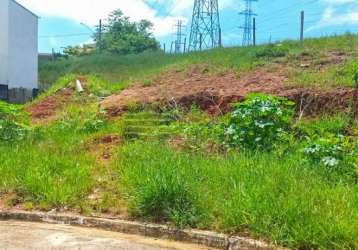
[118,143,206,228]
[255,44,288,58]
[0,119,28,143]
[132,174,201,228]
[303,135,358,182]
[0,101,29,143]
[345,60,358,87]
[225,94,294,150]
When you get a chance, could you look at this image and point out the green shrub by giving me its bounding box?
[161,106,226,151]
[0,119,29,143]
[82,117,106,133]
[225,94,294,150]
[0,101,29,143]
[337,60,358,87]
[347,60,358,87]
[295,115,350,138]
[179,122,224,151]
[0,101,19,118]
[303,135,358,181]
[255,44,288,58]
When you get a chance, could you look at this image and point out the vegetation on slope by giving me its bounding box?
[40,34,358,90]
[1,34,358,249]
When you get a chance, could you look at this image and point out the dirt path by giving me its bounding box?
[0,221,214,250]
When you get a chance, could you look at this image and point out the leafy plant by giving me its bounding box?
[82,117,106,133]
[0,119,28,143]
[0,101,20,119]
[225,94,294,150]
[347,60,358,87]
[303,135,357,180]
[179,122,224,151]
[0,101,29,143]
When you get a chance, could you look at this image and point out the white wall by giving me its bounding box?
[0,0,9,86]
[8,0,38,89]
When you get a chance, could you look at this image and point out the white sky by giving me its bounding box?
[17,0,235,37]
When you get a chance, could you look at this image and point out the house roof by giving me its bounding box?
[11,0,39,18]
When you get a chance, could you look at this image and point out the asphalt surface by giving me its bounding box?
[0,220,213,250]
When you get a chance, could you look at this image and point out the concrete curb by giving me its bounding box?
[0,210,280,250]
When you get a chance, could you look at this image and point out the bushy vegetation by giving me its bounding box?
[341,59,358,87]
[225,94,294,150]
[303,134,358,182]
[0,101,29,143]
[255,44,288,58]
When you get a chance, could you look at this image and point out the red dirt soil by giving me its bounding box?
[101,67,358,117]
[87,134,122,163]
[26,88,73,122]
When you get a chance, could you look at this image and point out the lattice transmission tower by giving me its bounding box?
[240,0,257,46]
[188,0,221,51]
[175,20,186,53]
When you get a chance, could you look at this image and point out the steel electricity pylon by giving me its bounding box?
[240,0,258,46]
[188,0,222,51]
[175,20,186,53]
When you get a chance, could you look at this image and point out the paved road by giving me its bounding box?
[0,221,214,250]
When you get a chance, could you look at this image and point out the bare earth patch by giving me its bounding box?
[26,88,73,123]
[86,134,122,164]
[101,66,358,117]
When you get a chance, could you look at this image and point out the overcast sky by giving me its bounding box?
[16,0,358,52]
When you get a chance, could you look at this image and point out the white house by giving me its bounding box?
[0,0,38,102]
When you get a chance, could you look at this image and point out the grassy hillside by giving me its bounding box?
[1,34,358,249]
[40,34,358,91]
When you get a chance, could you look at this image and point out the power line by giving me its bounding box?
[258,0,319,23]
[39,33,92,38]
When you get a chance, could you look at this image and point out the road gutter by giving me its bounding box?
[0,210,285,250]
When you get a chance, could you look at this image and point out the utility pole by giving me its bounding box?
[253,17,256,46]
[200,33,203,51]
[219,28,222,47]
[175,20,186,53]
[98,19,102,52]
[51,48,55,61]
[170,41,174,54]
[300,11,305,46]
[188,0,221,52]
[240,0,258,47]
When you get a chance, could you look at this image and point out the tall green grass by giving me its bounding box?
[113,142,358,249]
[0,128,94,207]
[0,142,93,206]
[2,33,358,249]
[0,96,105,207]
[40,34,358,90]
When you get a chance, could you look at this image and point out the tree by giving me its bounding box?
[63,45,96,57]
[94,10,159,54]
